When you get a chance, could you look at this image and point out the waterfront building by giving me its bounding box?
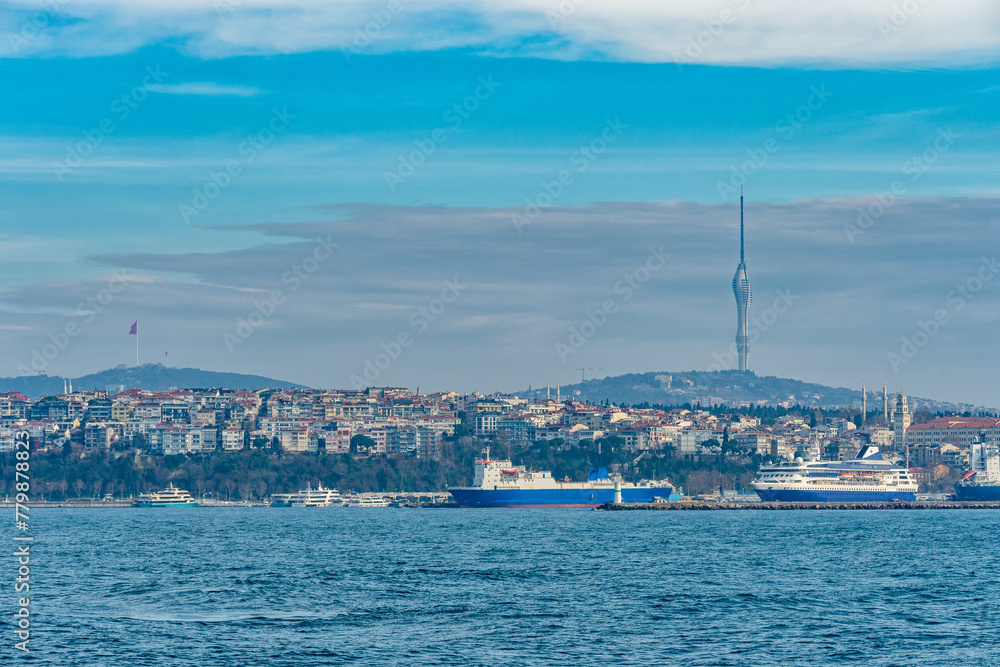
[905,416,1000,449]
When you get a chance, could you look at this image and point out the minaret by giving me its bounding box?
[883,382,888,424]
[862,382,866,426]
[732,187,751,371]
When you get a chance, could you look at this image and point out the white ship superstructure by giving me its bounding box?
[133,483,199,507]
[347,493,390,508]
[290,483,344,507]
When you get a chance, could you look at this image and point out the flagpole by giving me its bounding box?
[136,329,139,367]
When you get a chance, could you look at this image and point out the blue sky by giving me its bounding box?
[1,1,998,406]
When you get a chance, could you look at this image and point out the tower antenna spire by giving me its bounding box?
[740,185,744,263]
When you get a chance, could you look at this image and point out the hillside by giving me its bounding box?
[0,364,306,398]
[522,370,989,414]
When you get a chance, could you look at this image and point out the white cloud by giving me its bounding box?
[146,82,263,96]
[2,0,998,66]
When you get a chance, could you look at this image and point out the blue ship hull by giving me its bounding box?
[449,487,676,507]
[955,485,1000,501]
[755,489,916,502]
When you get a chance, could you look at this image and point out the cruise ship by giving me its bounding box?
[133,483,199,507]
[751,446,918,502]
[955,438,1000,500]
[448,455,676,507]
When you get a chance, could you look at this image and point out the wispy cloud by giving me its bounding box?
[146,82,264,97]
[2,0,998,66]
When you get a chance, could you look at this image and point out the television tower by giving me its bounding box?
[732,187,751,371]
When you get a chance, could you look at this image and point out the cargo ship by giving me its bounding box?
[751,445,918,502]
[955,438,1000,500]
[448,454,676,507]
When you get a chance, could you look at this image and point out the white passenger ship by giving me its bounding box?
[346,493,390,508]
[289,483,344,507]
[751,446,918,502]
[133,483,199,507]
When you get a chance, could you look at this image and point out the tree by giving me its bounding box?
[686,470,727,494]
[351,435,375,454]
[701,438,722,453]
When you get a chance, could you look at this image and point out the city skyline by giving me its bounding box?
[1,2,998,407]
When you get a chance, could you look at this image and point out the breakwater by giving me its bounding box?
[599,501,1000,510]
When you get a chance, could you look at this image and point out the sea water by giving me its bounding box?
[7,508,1000,666]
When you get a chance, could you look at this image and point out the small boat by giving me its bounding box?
[133,483,199,507]
[269,493,294,507]
[347,494,390,508]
